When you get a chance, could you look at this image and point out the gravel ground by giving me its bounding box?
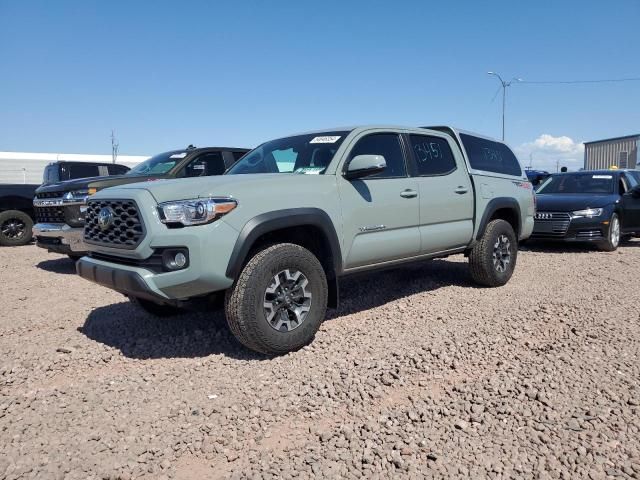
[1,242,639,480]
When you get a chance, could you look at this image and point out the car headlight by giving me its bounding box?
[63,190,90,203]
[571,208,603,218]
[158,197,237,226]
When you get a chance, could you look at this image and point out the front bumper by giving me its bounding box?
[33,223,87,254]
[76,257,178,304]
[531,214,609,243]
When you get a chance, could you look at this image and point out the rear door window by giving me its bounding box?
[409,134,457,176]
[109,164,130,175]
[460,134,522,176]
[232,151,247,161]
[182,152,226,177]
[67,164,100,179]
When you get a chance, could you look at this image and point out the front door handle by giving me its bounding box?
[400,189,418,198]
[454,186,469,194]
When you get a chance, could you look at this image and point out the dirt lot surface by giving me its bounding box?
[1,242,640,479]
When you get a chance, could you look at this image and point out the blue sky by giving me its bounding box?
[1,0,639,171]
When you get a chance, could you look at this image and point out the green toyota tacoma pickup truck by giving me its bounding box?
[77,126,535,354]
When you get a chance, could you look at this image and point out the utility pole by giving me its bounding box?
[487,72,523,141]
[111,129,119,164]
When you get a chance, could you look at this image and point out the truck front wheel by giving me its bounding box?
[225,243,328,355]
[469,219,518,287]
[0,210,33,247]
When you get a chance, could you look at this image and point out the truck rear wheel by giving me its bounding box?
[469,219,517,287]
[225,243,328,355]
[0,210,33,247]
[129,297,184,317]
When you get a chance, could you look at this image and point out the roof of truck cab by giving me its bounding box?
[422,126,507,144]
[272,125,471,138]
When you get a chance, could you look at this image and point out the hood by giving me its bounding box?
[36,174,166,194]
[92,173,336,204]
[536,193,619,212]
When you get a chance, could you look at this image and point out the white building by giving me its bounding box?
[0,152,150,184]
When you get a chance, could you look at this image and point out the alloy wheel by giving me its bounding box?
[263,269,313,332]
[1,218,26,240]
[610,216,620,248]
[492,234,511,273]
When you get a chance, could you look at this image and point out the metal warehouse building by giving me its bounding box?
[584,134,639,170]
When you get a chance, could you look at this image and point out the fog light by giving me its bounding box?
[174,252,187,268]
[161,248,189,271]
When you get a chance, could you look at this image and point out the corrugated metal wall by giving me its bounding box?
[584,137,639,170]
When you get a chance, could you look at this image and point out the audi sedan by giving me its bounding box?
[531,170,640,251]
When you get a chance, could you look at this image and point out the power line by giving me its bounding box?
[519,77,640,85]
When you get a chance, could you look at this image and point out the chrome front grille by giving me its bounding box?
[84,199,145,249]
[35,206,65,223]
[532,212,571,236]
[36,191,63,200]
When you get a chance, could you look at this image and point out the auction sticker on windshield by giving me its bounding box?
[593,175,612,179]
[294,167,324,174]
[310,136,341,144]
[170,153,188,159]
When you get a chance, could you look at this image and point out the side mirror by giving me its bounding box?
[631,185,640,198]
[345,155,386,180]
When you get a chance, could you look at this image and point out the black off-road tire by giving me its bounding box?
[225,243,328,355]
[129,297,184,317]
[469,219,518,287]
[0,210,33,247]
[598,213,620,252]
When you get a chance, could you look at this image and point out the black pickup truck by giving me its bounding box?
[33,146,249,258]
[0,184,39,246]
[42,161,130,185]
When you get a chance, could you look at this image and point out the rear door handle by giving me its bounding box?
[400,189,418,198]
[454,186,469,194]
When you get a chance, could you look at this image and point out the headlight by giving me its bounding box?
[63,190,90,203]
[571,208,603,218]
[158,197,237,226]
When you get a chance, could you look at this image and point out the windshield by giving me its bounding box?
[127,151,186,176]
[226,131,350,175]
[537,173,615,194]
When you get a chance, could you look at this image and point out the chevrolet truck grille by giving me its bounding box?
[35,206,65,223]
[84,199,145,249]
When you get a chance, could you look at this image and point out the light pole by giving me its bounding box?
[487,72,522,141]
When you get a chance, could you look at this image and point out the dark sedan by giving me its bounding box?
[532,170,640,251]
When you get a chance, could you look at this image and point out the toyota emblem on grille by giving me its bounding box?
[97,207,114,230]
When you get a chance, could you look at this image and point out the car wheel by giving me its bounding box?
[0,210,33,247]
[129,297,184,317]
[598,213,620,252]
[469,219,518,287]
[225,243,328,355]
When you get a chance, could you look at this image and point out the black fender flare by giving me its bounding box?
[225,208,342,308]
[476,197,521,240]
[225,208,343,278]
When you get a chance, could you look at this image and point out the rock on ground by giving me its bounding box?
[1,242,639,479]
